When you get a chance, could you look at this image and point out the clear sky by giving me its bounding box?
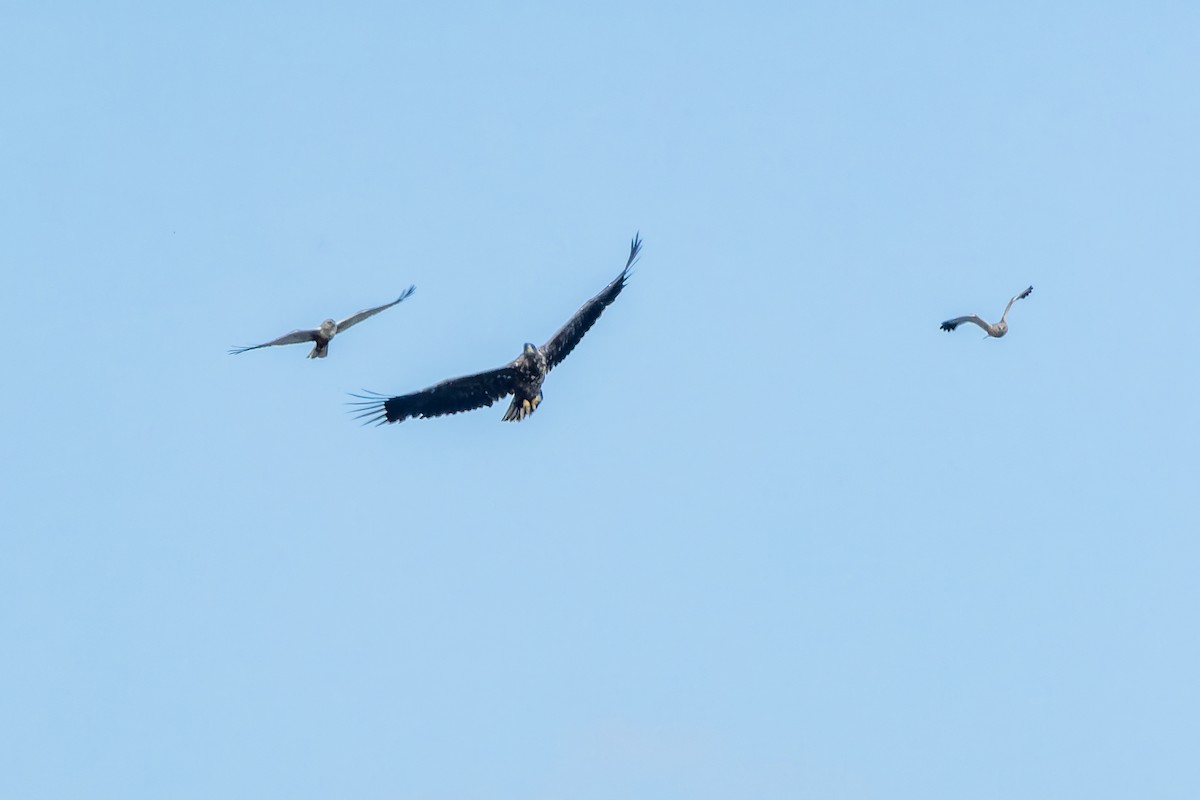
[3,2,1198,797]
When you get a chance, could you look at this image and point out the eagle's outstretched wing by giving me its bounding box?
[539,233,640,371]
[228,328,319,355]
[940,315,989,333]
[1001,285,1033,321]
[337,285,416,332]
[350,366,521,425]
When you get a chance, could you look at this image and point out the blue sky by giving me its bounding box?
[3,2,1198,797]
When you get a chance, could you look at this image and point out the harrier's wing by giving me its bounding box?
[940,315,990,333]
[228,328,319,355]
[540,233,641,372]
[1001,285,1033,321]
[336,285,416,332]
[350,366,521,425]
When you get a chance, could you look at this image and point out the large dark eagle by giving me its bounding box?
[229,286,415,358]
[941,285,1032,338]
[352,234,641,425]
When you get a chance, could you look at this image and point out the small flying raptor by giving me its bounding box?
[940,286,1033,338]
[352,234,641,425]
[230,286,415,359]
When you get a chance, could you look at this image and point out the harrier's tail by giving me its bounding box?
[307,342,329,359]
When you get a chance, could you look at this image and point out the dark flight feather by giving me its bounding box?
[540,233,641,371]
[349,367,521,425]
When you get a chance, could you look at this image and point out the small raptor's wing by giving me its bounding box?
[228,328,319,355]
[1001,285,1033,321]
[940,315,989,333]
[336,285,416,332]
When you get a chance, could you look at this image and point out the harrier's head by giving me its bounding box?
[320,319,337,335]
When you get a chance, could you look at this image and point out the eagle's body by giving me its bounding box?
[230,286,415,358]
[503,343,550,422]
[941,286,1033,338]
[352,234,641,425]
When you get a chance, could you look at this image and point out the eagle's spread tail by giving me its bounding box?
[502,392,542,422]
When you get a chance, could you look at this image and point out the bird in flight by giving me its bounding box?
[940,286,1033,338]
[229,286,416,358]
[352,234,641,425]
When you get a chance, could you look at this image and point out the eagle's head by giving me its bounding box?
[523,342,537,356]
